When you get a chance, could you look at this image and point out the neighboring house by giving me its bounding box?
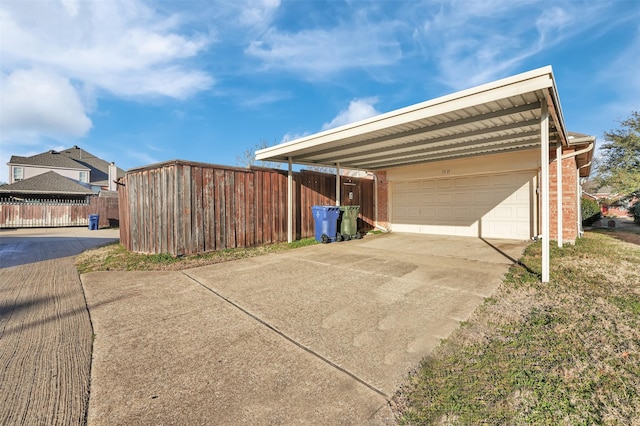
[7,146,124,194]
[0,171,96,202]
[601,197,636,218]
[583,187,635,217]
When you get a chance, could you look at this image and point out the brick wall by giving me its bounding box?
[549,152,579,243]
[374,171,389,230]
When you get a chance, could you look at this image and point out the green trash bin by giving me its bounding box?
[339,205,360,240]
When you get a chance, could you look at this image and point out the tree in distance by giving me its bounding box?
[236,139,282,169]
[595,111,640,198]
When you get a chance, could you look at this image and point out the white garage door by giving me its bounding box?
[391,171,534,240]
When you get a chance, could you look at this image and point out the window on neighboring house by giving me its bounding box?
[13,167,24,182]
[79,171,89,183]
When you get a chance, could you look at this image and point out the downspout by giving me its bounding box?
[577,160,593,237]
[556,144,562,248]
[335,163,341,206]
[287,157,293,243]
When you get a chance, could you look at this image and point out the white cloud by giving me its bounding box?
[246,22,401,79]
[322,98,380,130]
[416,1,615,89]
[0,1,214,99]
[239,90,292,108]
[239,0,281,28]
[281,131,311,143]
[0,69,92,141]
[126,149,160,168]
[0,0,215,152]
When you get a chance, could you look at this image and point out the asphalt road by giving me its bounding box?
[0,228,119,425]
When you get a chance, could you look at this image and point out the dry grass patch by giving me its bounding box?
[396,231,640,425]
[75,239,318,274]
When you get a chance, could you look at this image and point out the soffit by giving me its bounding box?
[256,67,568,171]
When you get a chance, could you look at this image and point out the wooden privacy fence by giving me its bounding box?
[0,196,119,228]
[119,160,375,255]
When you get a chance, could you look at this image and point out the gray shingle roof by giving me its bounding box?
[9,151,89,170]
[0,171,95,195]
[59,146,126,185]
[9,146,125,186]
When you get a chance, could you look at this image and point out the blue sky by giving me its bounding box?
[1,0,639,181]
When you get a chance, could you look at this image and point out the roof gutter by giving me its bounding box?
[560,141,594,160]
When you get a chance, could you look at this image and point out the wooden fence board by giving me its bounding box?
[119,161,374,255]
[0,197,119,229]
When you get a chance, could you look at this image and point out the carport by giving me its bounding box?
[256,66,594,282]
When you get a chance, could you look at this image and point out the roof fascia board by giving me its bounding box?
[542,87,569,147]
[256,67,554,161]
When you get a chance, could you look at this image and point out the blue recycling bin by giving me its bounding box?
[312,206,341,243]
[89,214,100,230]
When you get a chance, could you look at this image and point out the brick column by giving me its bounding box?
[374,171,389,230]
[549,153,579,243]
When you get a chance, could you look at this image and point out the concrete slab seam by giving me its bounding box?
[180,271,391,401]
[78,274,96,426]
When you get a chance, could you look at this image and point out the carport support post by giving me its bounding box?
[287,157,293,243]
[335,163,341,206]
[541,102,550,283]
[557,144,563,248]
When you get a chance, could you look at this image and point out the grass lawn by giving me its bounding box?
[395,229,640,424]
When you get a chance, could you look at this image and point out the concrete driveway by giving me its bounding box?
[0,227,119,425]
[82,233,529,425]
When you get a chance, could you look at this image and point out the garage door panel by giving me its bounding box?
[391,171,534,240]
[455,208,474,220]
[473,176,490,186]
[454,193,467,203]
[516,207,530,218]
[474,192,490,203]
[491,175,509,186]
[421,180,436,190]
[438,193,452,203]
[438,180,452,189]
[455,177,471,188]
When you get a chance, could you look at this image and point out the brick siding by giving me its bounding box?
[549,153,579,242]
[374,171,389,230]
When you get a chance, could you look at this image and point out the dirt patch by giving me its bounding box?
[610,231,640,245]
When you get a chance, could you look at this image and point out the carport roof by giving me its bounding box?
[256,66,586,171]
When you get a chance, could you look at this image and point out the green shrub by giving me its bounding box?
[631,201,640,224]
[581,197,601,226]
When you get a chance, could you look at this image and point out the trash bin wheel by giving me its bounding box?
[321,234,330,244]
[336,233,343,242]
[343,234,351,241]
[354,232,362,239]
